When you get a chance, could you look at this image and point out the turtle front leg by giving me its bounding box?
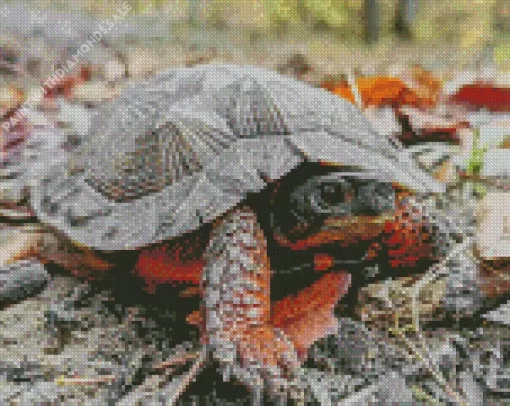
[203,207,305,401]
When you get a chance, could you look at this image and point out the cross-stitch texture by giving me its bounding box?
[0,1,509,404]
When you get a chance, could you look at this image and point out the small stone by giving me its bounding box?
[442,253,485,317]
[15,381,59,404]
[459,371,484,404]
[431,341,458,379]
[483,300,510,326]
[0,259,49,305]
[375,371,414,404]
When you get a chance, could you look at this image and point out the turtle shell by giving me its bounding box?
[31,65,443,251]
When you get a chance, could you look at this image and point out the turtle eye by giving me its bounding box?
[312,178,354,215]
[319,182,352,208]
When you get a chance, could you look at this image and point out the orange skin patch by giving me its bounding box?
[134,227,355,357]
[136,250,203,287]
[381,203,436,268]
[133,229,210,292]
[313,253,335,272]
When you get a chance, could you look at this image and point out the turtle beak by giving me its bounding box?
[321,214,394,246]
[274,213,394,251]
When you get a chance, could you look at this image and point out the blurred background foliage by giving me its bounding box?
[4,0,510,72]
[5,0,503,42]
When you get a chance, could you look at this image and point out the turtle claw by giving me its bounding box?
[209,326,306,402]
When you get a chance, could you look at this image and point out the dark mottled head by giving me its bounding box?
[269,163,397,246]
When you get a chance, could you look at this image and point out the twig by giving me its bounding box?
[117,344,204,405]
[346,70,363,110]
[153,349,201,371]
[391,328,466,406]
[459,173,510,190]
[411,384,442,405]
[382,241,474,405]
[165,349,207,405]
[409,238,474,331]
[56,374,116,386]
[338,380,380,405]
[0,207,37,222]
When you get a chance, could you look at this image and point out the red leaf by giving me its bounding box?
[451,84,510,112]
[270,271,351,359]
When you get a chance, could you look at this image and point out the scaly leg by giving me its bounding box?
[203,207,306,400]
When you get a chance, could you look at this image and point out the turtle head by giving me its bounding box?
[269,162,452,276]
[269,164,399,250]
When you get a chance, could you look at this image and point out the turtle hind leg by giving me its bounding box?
[203,206,305,401]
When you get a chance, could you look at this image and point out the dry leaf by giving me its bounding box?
[451,83,510,112]
[271,271,351,357]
